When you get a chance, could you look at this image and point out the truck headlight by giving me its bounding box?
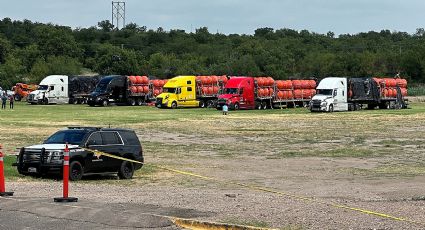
[321,102,327,106]
[49,151,63,161]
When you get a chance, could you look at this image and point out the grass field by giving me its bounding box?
[2,101,425,182]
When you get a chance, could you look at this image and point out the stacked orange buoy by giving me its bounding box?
[129,76,150,94]
[150,79,167,97]
[275,79,316,100]
[197,75,227,96]
[373,77,408,98]
[255,77,275,97]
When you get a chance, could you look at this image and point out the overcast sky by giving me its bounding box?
[1,0,424,35]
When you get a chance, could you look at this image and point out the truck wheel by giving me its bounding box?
[234,103,240,110]
[14,94,21,101]
[69,161,84,181]
[43,98,49,105]
[329,104,334,112]
[256,103,262,110]
[262,102,267,110]
[137,99,143,106]
[128,98,136,106]
[118,161,134,179]
[199,100,206,108]
[102,100,108,107]
[171,101,177,109]
[207,100,215,108]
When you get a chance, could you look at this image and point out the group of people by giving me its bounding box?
[1,93,14,109]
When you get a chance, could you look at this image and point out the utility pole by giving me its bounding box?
[112,1,126,30]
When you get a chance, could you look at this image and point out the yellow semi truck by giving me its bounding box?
[155,75,226,109]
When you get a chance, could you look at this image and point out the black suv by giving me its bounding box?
[13,127,144,181]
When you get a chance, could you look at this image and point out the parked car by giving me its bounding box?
[13,127,144,180]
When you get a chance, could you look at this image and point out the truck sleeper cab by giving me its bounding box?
[217,77,263,110]
[13,127,144,181]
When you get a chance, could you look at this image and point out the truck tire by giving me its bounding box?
[102,100,108,107]
[118,161,134,179]
[137,99,143,106]
[234,103,240,110]
[69,161,84,181]
[43,98,49,105]
[128,98,136,106]
[199,100,206,108]
[14,94,21,101]
[171,101,177,109]
[262,102,267,110]
[329,104,334,112]
[256,103,262,110]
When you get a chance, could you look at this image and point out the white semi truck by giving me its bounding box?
[28,75,102,104]
[309,77,408,112]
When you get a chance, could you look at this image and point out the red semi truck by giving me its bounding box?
[217,76,315,110]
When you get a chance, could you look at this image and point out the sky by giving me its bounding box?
[1,0,424,35]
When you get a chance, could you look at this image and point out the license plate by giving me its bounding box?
[28,167,37,173]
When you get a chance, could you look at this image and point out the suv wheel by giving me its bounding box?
[118,161,134,179]
[69,161,84,181]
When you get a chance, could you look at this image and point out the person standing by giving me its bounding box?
[9,94,14,109]
[222,104,228,115]
[1,93,7,109]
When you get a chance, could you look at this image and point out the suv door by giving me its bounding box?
[99,131,125,171]
[84,132,106,172]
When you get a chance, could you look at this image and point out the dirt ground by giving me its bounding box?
[3,103,425,229]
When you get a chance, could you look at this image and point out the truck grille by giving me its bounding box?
[22,149,47,163]
[312,100,322,108]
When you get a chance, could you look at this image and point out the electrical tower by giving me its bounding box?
[112,1,126,30]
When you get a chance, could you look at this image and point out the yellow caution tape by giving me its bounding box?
[81,148,424,227]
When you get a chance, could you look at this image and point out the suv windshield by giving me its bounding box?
[316,89,333,96]
[44,130,89,145]
[38,85,48,90]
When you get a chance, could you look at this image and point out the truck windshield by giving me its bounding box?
[38,85,48,90]
[163,88,176,93]
[95,80,110,92]
[224,88,238,94]
[316,89,333,96]
[44,130,88,145]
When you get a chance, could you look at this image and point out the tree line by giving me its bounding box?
[1,17,425,88]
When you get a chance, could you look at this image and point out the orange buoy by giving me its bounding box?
[263,88,269,97]
[396,78,407,88]
[269,88,274,96]
[277,91,284,99]
[141,76,149,84]
[130,86,138,93]
[136,86,144,93]
[308,80,316,89]
[211,76,218,84]
[292,80,302,89]
[301,80,309,89]
[129,76,137,84]
[294,89,302,99]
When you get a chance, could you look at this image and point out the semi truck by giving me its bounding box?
[27,75,102,104]
[216,77,315,110]
[12,83,38,101]
[87,75,156,106]
[309,77,408,112]
[155,75,227,109]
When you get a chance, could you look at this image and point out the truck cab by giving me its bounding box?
[217,77,255,110]
[28,75,69,104]
[310,77,348,112]
[88,76,126,106]
[155,76,198,108]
